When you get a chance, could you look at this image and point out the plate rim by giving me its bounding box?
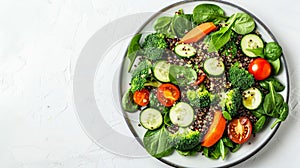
[120,0,290,167]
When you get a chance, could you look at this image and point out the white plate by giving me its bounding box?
[119,0,289,167]
[73,0,289,167]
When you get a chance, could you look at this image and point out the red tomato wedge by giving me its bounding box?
[201,110,226,147]
[133,89,150,106]
[157,83,180,107]
[180,22,217,43]
[227,117,252,144]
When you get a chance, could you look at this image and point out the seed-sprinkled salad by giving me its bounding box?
[122,3,288,160]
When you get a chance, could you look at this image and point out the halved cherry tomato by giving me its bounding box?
[157,83,180,107]
[133,89,150,106]
[248,58,271,81]
[201,110,226,147]
[227,117,252,144]
[193,73,206,86]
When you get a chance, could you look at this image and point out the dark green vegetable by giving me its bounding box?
[142,33,167,60]
[263,81,284,118]
[164,112,173,126]
[176,145,201,156]
[231,13,255,35]
[172,10,195,38]
[259,77,285,92]
[223,89,242,117]
[264,42,282,61]
[270,58,281,75]
[143,126,174,158]
[208,12,255,52]
[246,47,264,57]
[218,139,226,160]
[130,60,152,92]
[202,139,228,160]
[193,4,227,24]
[228,63,254,90]
[251,107,265,118]
[153,16,174,37]
[127,33,142,72]
[253,115,267,133]
[169,65,197,86]
[170,129,201,151]
[271,102,289,128]
[187,86,212,108]
[122,89,139,112]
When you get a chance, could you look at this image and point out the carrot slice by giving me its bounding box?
[201,110,226,147]
[180,22,217,43]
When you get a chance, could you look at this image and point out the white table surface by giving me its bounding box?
[1,0,300,167]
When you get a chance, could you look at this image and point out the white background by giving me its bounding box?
[1,0,300,167]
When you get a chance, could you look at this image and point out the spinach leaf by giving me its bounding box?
[231,13,255,35]
[270,58,281,75]
[173,14,195,38]
[263,81,285,118]
[253,115,267,134]
[246,47,264,57]
[121,89,138,112]
[127,33,142,72]
[169,65,197,86]
[193,4,227,24]
[218,139,227,160]
[143,126,174,158]
[208,13,237,52]
[153,16,173,34]
[271,102,289,128]
[259,77,285,92]
[208,27,232,52]
[164,112,172,126]
[264,42,283,61]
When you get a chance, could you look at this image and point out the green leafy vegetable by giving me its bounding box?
[264,42,283,61]
[130,60,152,92]
[127,33,142,72]
[222,38,238,58]
[253,115,267,133]
[193,4,227,24]
[176,144,201,156]
[143,126,174,158]
[153,16,174,37]
[271,102,289,128]
[121,89,138,112]
[259,77,285,92]
[246,47,264,57]
[263,81,285,118]
[231,13,255,35]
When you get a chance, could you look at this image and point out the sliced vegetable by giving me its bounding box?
[193,72,206,86]
[133,88,150,106]
[248,58,271,80]
[241,34,264,57]
[174,43,196,58]
[157,83,180,107]
[227,117,252,144]
[202,110,226,147]
[242,87,262,110]
[153,61,171,82]
[180,22,217,43]
[169,102,194,127]
[140,108,163,130]
[203,57,225,76]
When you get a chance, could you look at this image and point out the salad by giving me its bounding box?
[121,3,289,160]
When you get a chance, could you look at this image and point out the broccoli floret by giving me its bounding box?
[130,60,162,92]
[142,33,167,60]
[170,128,200,151]
[229,63,254,90]
[187,86,212,108]
[222,88,242,117]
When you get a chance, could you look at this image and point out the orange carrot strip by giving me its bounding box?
[180,22,217,43]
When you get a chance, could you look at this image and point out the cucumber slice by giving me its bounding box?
[169,102,194,127]
[203,57,225,76]
[140,108,163,130]
[241,34,264,57]
[242,87,262,110]
[153,61,170,82]
[174,44,197,58]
